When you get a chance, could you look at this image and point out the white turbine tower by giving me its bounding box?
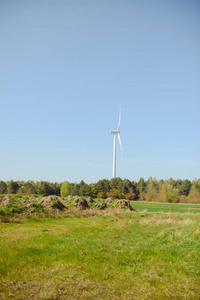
[110,105,123,178]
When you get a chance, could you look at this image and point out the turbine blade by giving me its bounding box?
[118,104,121,131]
[118,133,123,158]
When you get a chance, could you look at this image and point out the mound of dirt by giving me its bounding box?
[2,196,11,205]
[66,195,73,201]
[86,197,94,203]
[21,199,29,205]
[117,199,134,211]
[26,203,35,209]
[94,202,107,210]
[74,198,89,210]
[0,197,26,213]
[0,196,5,203]
[46,196,59,201]
[22,201,39,212]
[106,197,113,204]
[38,197,65,211]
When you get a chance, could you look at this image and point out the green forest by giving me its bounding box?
[0,177,200,204]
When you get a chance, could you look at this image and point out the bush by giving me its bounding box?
[97,192,106,199]
[125,188,137,200]
[118,193,125,199]
[106,189,119,199]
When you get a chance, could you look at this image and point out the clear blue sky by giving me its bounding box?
[1,0,199,183]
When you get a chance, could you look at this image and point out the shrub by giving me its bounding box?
[97,192,106,199]
[118,193,125,199]
[106,189,119,199]
[125,188,137,200]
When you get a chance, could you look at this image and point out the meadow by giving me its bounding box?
[131,201,200,214]
[0,200,200,299]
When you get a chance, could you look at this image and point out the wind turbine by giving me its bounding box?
[110,105,123,178]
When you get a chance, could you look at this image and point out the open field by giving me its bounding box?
[131,201,200,214]
[0,206,200,299]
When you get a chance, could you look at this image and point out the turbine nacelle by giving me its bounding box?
[110,130,120,134]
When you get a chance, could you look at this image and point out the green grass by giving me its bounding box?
[0,210,200,299]
[131,201,200,214]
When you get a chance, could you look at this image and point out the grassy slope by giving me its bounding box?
[0,210,200,299]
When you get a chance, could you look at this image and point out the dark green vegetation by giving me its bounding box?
[1,177,200,204]
[0,211,200,299]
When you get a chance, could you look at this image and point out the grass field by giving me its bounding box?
[131,201,200,214]
[0,204,200,299]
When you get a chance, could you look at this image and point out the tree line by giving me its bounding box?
[0,180,60,196]
[0,177,200,204]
